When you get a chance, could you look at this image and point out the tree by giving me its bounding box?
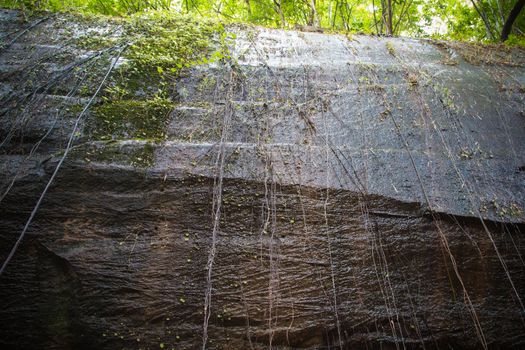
[469,0,497,39]
[501,0,525,41]
[2,0,525,44]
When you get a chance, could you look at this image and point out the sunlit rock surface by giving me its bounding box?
[1,9,525,350]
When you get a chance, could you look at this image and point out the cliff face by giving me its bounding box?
[1,9,525,350]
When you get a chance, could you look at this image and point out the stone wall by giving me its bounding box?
[1,9,524,349]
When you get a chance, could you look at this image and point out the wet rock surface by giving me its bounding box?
[0,9,524,350]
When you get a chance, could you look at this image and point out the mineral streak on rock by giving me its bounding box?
[0,9,524,350]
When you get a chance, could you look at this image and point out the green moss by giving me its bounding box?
[72,10,231,141]
[91,97,172,140]
[508,203,524,217]
[358,83,386,93]
[75,35,119,50]
[110,11,230,103]
[129,142,156,167]
[458,148,473,160]
[355,61,379,71]
[386,42,396,57]
[478,198,524,220]
[406,72,419,87]
[432,40,524,67]
[73,10,229,85]
[40,11,234,168]
[70,141,156,168]
[125,11,228,72]
[197,76,217,93]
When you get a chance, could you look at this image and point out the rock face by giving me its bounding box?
[1,9,525,350]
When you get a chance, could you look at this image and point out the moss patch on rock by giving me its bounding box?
[74,10,231,144]
[90,97,173,140]
[125,11,229,72]
[70,141,157,168]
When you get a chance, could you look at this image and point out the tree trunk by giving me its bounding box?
[470,0,496,40]
[245,0,251,17]
[501,0,525,41]
[386,0,393,35]
[380,0,393,35]
[309,0,319,27]
[273,0,286,27]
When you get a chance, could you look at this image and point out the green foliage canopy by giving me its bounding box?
[1,0,524,43]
